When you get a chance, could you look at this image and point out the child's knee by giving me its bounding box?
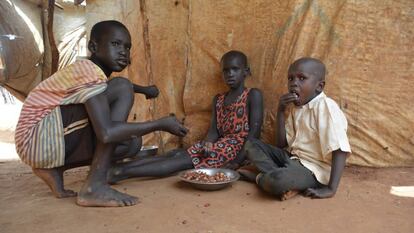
[244,139,260,158]
[108,77,134,101]
[109,77,133,92]
[243,140,254,155]
[245,138,260,148]
[258,171,291,197]
[110,76,132,84]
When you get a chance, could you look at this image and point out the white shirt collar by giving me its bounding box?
[296,92,325,109]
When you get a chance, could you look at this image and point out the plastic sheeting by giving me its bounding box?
[86,0,414,167]
[2,0,414,167]
[0,0,86,98]
[0,0,44,100]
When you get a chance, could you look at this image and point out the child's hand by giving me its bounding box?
[277,93,299,112]
[159,115,188,137]
[303,186,335,199]
[144,85,159,99]
[202,141,213,153]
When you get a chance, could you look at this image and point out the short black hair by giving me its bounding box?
[290,57,326,80]
[90,20,129,42]
[221,50,249,68]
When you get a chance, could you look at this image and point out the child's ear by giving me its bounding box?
[316,80,325,92]
[88,40,97,53]
[245,67,252,76]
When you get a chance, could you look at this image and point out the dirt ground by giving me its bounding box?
[0,159,413,233]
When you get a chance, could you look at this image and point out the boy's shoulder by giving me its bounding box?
[311,93,348,125]
[247,87,262,97]
[306,93,339,111]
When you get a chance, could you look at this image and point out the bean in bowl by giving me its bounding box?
[182,171,230,183]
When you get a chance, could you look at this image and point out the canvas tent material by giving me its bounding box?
[1,0,413,167]
[0,0,44,100]
[0,0,85,99]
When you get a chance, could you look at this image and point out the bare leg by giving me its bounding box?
[32,167,77,198]
[108,150,193,184]
[112,136,142,162]
[77,142,138,207]
[35,89,138,201]
[77,77,138,207]
[113,148,185,166]
[33,137,140,200]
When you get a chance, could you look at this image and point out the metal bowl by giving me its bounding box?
[137,145,158,157]
[178,168,240,191]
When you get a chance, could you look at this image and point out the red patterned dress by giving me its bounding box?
[187,88,251,168]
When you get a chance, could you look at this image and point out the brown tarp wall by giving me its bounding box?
[1,0,413,167]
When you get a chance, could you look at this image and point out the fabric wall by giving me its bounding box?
[0,0,44,100]
[0,0,86,99]
[2,0,413,167]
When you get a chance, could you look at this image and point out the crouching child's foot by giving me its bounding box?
[77,184,138,207]
[32,167,77,198]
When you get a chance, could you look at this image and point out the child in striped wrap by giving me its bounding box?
[15,20,188,207]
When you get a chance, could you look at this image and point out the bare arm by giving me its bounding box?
[132,83,159,99]
[85,92,187,144]
[204,95,220,143]
[275,93,298,148]
[246,88,263,140]
[304,149,348,198]
[275,108,288,148]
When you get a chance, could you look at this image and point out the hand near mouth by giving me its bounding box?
[277,92,299,112]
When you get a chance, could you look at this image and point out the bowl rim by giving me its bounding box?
[140,145,158,150]
[178,168,240,185]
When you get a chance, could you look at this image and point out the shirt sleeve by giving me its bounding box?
[316,98,351,161]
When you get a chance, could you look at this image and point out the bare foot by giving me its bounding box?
[107,167,127,185]
[77,184,138,207]
[32,168,77,198]
[280,190,299,201]
[237,164,259,182]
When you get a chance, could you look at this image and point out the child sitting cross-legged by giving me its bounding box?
[242,57,351,200]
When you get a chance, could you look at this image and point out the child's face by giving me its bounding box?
[221,56,248,89]
[287,62,324,106]
[92,27,131,74]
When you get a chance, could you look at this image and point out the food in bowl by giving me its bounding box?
[182,171,230,183]
[178,168,240,191]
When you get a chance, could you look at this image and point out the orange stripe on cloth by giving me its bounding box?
[15,60,107,168]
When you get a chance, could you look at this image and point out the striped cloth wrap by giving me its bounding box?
[15,60,107,168]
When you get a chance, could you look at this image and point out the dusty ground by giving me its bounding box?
[0,102,413,233]
[0,160,413,233]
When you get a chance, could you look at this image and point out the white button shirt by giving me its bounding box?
[285,92,351,184]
